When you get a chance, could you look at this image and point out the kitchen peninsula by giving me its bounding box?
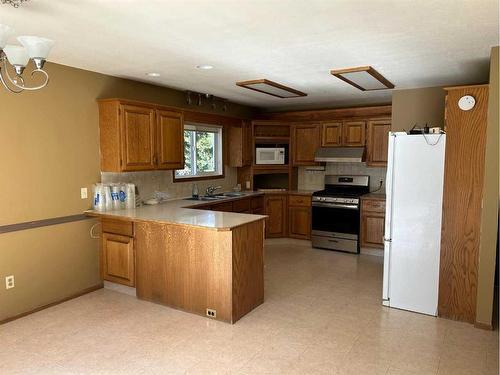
[86,193,266,323]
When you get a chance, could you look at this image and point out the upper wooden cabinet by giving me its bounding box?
[229,120,253,167]
[120,105,156,170]
[321,121,366,147]
[156,110,184,170]
[292,124,321,165]
[322,122,342,146]
[343,121,366,146]
[366,119,391,167]
[98,99,184,172]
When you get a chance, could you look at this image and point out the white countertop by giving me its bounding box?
[85,192,266,231]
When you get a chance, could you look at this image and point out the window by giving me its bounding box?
[174,123,223,180]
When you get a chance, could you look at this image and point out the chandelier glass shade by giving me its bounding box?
[0,23,54,93]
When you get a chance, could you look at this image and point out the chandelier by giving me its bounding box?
[0,24,54,93]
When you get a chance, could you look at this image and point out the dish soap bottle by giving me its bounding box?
[192,183,199,199]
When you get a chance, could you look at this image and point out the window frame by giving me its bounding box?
[173,122,225,182]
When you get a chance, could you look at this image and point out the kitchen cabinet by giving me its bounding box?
[322,122,343,146]
[343,121,366,146]
[264,194,288,238]
[321,121,366,147]
[288,194,311,239]
[366,119,391,167]
[360,196,385,249]
[210,201,234,212]
[156,109,184,169]
[98,99,184,172]
[292,124,321,165]
[229,120,253,167]
[120,105,156,171]
[101,219,135,287]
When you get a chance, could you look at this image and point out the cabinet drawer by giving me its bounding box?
[361,199,386,213]
[251,196,264,210]
[211,201,234,212]
[288,195,311,207]
[233,198,251,213]
[102,219,134,237]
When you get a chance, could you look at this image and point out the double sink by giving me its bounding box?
[184,192,247,201]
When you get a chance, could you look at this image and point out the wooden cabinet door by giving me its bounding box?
[156,110,184,170]
[242,120,253,166]
[102,232,135,286]
[264,195,287,238]
[366,119,391,166]
[343,121,366,146]
[322,122,342,147]
[292,124,321,165]
[360,213,385,248]
[229,121,253,167]
[288,206,311,239]
[120,105,156,171]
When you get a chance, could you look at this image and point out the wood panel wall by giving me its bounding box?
[438,85,489,323]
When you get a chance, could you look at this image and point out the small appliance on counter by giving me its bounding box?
[255,147,285,164]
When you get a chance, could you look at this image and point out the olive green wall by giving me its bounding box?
[0,62,255,322]
[391,86,446,131]
[476,46,499,328]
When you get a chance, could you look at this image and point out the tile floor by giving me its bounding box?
[1,239,498,374]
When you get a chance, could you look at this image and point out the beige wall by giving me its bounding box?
[476,46,499,327]
[0,63,255,321]
[391,86,446,131]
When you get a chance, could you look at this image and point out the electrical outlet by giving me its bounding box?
[80,187,88,199]
[5,275,14,290]
[245,181,251,190]
[206,308,216,318]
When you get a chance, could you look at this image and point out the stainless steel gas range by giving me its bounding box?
[311,175,369,254]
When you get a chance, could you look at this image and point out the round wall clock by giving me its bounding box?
[458,95,476,111]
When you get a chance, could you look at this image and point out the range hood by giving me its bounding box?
[314,147,365,163]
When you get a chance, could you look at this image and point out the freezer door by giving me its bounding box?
[387,133,446,316]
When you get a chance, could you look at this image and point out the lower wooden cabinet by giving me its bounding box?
[102,232,135,286]
[264,194,288,238]
[360,196,386,249]
[288,194,311,240]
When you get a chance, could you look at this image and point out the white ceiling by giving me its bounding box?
[1,0,498,110]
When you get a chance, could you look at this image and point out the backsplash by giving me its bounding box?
[101,166,238,202]
[298,163,387,193]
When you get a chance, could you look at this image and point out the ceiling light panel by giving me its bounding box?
[330,66,394,91]
[236,79,307,98]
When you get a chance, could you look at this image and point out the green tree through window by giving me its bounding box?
[175,124,222,179]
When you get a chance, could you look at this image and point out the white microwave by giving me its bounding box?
[256,147,285,164]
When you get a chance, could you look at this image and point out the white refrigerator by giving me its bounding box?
[382,132,446,316]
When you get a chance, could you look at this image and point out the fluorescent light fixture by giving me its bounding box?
[146,72,160,77]
[196,64,213,70]
[236,79,307,98]
[330,66,394,91]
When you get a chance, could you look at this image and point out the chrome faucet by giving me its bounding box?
[205,185,222,196]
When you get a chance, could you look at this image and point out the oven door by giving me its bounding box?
[311,202,359,240]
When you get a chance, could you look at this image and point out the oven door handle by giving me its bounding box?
[312,202,359,209]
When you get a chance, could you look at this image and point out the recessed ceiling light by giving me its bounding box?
[330,66,394,91]
[236,79,307,98]
[196,64,214,70]
[146,72,160,77]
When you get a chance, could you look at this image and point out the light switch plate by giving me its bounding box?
[80,187,88,199]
